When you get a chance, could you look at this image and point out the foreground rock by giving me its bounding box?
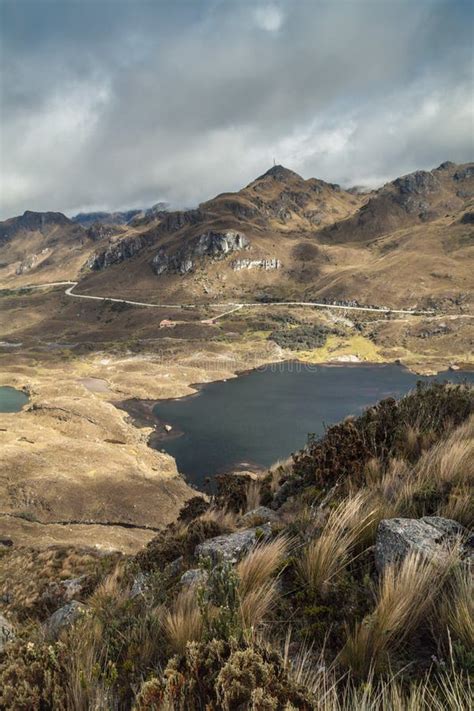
[0,614,15,652]
[240,506,279,526]
[45,600,87,639]
[195,525,271,564]
[180,568,209,587]
[375,517,472,571]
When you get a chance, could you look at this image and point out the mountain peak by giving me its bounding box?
[256,165,303,182]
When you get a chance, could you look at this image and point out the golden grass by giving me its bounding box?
[163,587,203,654]
[237,537,289,599]
[340,548,460,676]
[199,506,238,532]
[298,493,377,597]
[239,580,278,631]
[439,486,474,527]
[237,537,290,631]
[437,566,474,651]
[244,478,261,511]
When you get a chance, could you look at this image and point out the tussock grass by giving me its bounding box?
[437,566,474,651]
[199,506,238,532]
[237,537,290,631]
[440,486,473,527]
[244,478,261,511]
[340,547,460,676]
[163,587,203,654]
[239,580,278,631]
[298,493,377,597]
[237,536,289,599]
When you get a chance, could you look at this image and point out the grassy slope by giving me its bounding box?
[0,382,472,710]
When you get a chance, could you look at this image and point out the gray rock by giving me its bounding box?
[45,600,87,639]
[195,525,271,565]
[240,507,279,526]
[166,556,184,577]
[87,233,152,270]
[130,572,149,598]
[180,568,209,587]
[231,258,281,271]
[152,230,249,276]
[61,575,88,601]
[0,614,15,652]
[375,517,470,572]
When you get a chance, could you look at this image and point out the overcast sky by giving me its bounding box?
[0,0,473,219]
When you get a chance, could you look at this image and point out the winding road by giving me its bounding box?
[5,280,457,320]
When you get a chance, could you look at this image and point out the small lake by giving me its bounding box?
[0,386,29,412]
[152,363,474,489]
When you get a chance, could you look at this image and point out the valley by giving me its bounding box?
[0,162,473,553]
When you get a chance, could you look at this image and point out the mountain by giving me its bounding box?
[71,209,143,227]
[1,162,473,310]
[0,210,94,283]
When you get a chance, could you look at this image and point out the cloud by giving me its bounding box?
[0,0,472,218]
[254,4,284,32]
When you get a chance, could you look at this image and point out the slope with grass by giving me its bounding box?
[0,382,472,710]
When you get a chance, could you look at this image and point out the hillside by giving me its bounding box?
[0,382,472,709]
[0,211,95,285]
[1,162,472,311]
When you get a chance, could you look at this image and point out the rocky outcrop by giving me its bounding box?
[72,209,142,227]
[454,166,474,181]
[231,258,281,271]
[180,568,209,587]
[195,525,271,565]
[375,517,472,572]
[0,614,14,652]
[152,230,249,276]
[87,233,152,270]
[86,222,124,241]
[45,600,87,639]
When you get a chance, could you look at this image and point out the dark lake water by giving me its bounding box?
[0,386,29,412]
[152,363,474,489]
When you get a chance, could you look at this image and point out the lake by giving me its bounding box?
[0,386,29,412]
[152,363,474,489]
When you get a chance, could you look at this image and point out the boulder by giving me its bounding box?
[60,575,88,601]
[0,614,15,652]
[180,568,209,587]
[375,517,471,572]
[130,572,149,598]
[45,600,87,639]
[195,525,272,565]
[240,507,279,526]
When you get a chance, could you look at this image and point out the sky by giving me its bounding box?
[0,0,473,219]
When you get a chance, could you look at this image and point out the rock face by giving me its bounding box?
[45,600,87,639]
[231,258,281,271]
[180,568,209,587]
[0,614,15,652]
[152,230,249,276]
[375,517,471,572]
[195,525,271,565]
[87,233,152,270]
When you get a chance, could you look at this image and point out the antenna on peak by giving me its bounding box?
[273,156,276,167]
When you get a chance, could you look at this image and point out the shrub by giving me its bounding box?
[269,324,329,350]
[290,383,473,495]
[0,638,68,711]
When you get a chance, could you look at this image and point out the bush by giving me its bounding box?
[269,324,329,350]
[290,382,473,493]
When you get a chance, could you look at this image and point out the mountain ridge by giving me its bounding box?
[1,161,473,311]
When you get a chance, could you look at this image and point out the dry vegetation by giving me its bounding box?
[0,382,472,710]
